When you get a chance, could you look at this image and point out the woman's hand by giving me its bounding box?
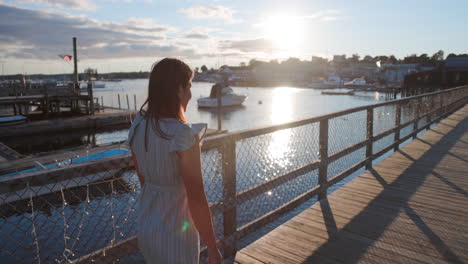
[207,247,222,264]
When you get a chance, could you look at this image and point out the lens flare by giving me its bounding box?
[182,221,190,232]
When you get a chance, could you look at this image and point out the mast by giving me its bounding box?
[73,37,78,91]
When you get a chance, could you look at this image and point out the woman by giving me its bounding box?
[127,58,222,264]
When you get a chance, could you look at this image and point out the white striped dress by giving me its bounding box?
[128,113,200,264]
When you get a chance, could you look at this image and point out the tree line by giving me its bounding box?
[196,50,468,72]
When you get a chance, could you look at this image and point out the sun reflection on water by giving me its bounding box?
[267,87,295,169]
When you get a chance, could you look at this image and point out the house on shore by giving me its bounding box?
[403,56,468,88]
[442,56,468,87]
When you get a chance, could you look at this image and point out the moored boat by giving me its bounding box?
[0,148,131,204]
[344,77,372,88]
[197,83,247,108]
[0,115,28,126]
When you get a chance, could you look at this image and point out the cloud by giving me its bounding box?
[181,27,219,40]
[185,33,209,39]
[0,4,204,60]
[16,0,96,11]
[179,5,240,23]
[219,38,277,53]
[254,9,342,27]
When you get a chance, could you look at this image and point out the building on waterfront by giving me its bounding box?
[379,63,436,86]
[443,56,468,87]
[339,61,379,81]
[220,66,253,83]
[403,56,468,88]
[252,60,326,86]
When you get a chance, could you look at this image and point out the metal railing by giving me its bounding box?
[0,85,467,263]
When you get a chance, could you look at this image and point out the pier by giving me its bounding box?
[0,85,466,263]
[234,104,468,264]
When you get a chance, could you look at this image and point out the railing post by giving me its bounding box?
[318,119,329,200]
[426,96,432,130]
[394,103,401,151]
[366,108,373,169]
[222,139,237,258]
[412,98,421,139]
[439,93,444,119]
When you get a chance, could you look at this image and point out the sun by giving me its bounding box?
[263,14,305,57]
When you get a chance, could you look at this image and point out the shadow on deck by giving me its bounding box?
[234,105,468,263]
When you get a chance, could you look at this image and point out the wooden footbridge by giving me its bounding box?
[234,105,468,263]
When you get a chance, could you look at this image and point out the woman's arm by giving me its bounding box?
[131,150,145,187]
[178,137,218,250]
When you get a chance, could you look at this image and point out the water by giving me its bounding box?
[93,79,395,132]
[5,80,396,155]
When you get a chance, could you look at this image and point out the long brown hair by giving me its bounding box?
[139,58,193,151]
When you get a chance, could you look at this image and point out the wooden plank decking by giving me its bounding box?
[234,104,468,264]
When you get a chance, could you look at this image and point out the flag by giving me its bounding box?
[59,54,73,62]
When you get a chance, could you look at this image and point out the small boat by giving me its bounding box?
[0,115,28,126]
[0,148,131,204]
[1,148,131,178]
[308,74,343,89]
[344,77,372,88]
[197,84,247,108]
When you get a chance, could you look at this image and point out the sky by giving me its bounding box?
[0,0,467,75]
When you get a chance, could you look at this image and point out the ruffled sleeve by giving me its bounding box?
[126,112,143,148]
[169,123,196,152]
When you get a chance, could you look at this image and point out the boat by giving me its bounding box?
[308,74,343,89]
[344,77,372,88]
[0,148,131,204]
[197,84,247,108]
[0,115,28,126]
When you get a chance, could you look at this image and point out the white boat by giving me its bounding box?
[308,74,343,89]
[197,86,247,108]
[344,77,371,87]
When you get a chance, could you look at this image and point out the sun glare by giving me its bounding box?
[264,14,305,56]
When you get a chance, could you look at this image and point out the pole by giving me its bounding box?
[134,94,137,111]
[72,37,79,113]
[88,82,94,115]
[217,86,222,131]
[126,94,130,110]
[73,37,78,91]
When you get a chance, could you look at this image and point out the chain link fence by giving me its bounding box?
[1,85,467,263]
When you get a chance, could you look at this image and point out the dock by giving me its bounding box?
[0,110,135,138]
[234,105,468,263]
